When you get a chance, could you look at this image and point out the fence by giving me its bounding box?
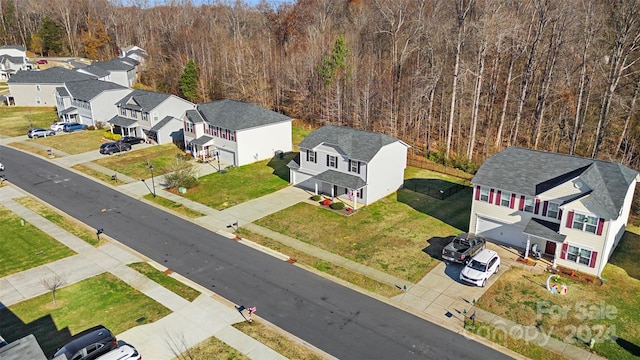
[407,156,474,180]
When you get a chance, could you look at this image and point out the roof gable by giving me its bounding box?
[196,99,291,130]
[472,147,639,219]
[116,89,171,111]
[299,125,404,162]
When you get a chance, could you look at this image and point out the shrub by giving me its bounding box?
[87,125,95,130]
[95,121,105,130]
[163,158,199,189]
[427,151,445,164]
[311,195,321,201]
[103,131,121,141]
[330,202,345,210]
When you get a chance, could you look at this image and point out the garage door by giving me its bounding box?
[217,148,236,166]
[476,216,528,248]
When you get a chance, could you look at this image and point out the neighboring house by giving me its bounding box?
[77,58,136,87]
[183,99,292,167]
[109,89,195,144]
[469,147,639,277]
[0,45,32,80]
[288,125,410,210]
[55,79,132,126]
[120,45,147,65]
[0,334,47,360]
[7,68,96,106]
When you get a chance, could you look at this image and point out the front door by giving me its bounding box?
[545,241,557,255]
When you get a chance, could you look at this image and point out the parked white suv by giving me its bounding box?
[459,249,500,287]
[95,344,141,360]
[51,121,67,132]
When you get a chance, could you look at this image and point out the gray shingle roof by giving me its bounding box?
[116,89,170,111]
[0,55,23,64]
[56,86,69,97]
[78,64,110,78]
[472,147,639,219]
[7,68,96,84]
[185,109,204,123]
[523,218,566,242]
[64,79,127,101]
[0,45,25,52]
[196,99,291,131]
[191,135,214,146]
[93,59,134,71]
[299,125,406,162]
[150,116,178,131]
[314,169,367,189]
[108,115,137,127]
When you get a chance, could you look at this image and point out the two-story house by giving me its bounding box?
[55,79,132,127]
[7,68,97,106]
[288,125,410,210]
[0,45,31,80]
[109,89,195,144]
[77,58,136,87]
[183,99,292,166]
[470,147,639,277]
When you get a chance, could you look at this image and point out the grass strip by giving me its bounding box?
[233,321,325,360]
[173,337,249,360]
[142,194,205,218]
[128,262,201,302]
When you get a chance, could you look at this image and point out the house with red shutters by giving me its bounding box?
[469,147,639,277]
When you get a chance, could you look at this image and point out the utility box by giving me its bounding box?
[178,187,187,194]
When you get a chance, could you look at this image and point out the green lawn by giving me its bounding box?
[142,194,205,218]
[93,144,186,179]
[0,206,76,277]
[178,154,293,210]
[14,197,105,246]
[128,262,201,301]
[0,273,171,356]
[33,129,106,155]
[0,106,58,136]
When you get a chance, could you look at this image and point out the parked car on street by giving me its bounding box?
[95,343,141,360]
[27,128,55,138]
[117,136,145,145]
[459,249,500,287]
[51,326,117,360]
[100,141,131,155]
[63,122,88,132]
[51,122,67,131]
[442,233,486,264]
[0,162,4,171]
[36,59,48,64]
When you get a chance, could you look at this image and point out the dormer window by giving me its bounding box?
[327,155,338,168]
[349,160,361,174]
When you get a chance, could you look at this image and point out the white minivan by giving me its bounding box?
[459,249,500,287]
[95,344,141,360]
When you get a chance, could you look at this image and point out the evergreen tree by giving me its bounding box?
[38,17,64,56]
[317,35,350,85]
[179,59,199,102]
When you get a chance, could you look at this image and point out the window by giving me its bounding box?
[349,160,360,174]
[142,112,149,121]
[307,150,316,163]
[130,109,138,119]
[566,245,593,266]
[230,130,236,141]
[547,202,559,219]
[120,107,127,116]
[572,213,598,233]
[479,188,490,202]
[500,191,511,207]
[523,197,535,213]
[185,122,194,132]
[327,155,337,168]
[152,112,159,122]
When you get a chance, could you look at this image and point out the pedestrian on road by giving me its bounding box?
[247,306,256,323]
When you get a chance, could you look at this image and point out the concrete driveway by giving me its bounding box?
[393,242,525,327]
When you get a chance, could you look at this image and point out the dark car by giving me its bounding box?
[28,128,55,138]
[442,233,486,264]
[100,141,131,155]
[118,136,145,145]
[51,326,117,360]
[63,122,88,132]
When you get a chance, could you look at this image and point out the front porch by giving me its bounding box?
[307,169,366,211]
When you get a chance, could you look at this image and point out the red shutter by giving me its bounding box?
[495,191,502,206]
[489,189,494,204]
[561,243,568,260]
[596,218,604,235]
[519,196,525,211]
[589,251,598,268]
[542,201,548,216]
[475,186,481,201]
[510,193,516,209]
[534,198,540,214]
[566,211,574,228]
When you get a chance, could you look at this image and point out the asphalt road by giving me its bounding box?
[0,145,513,360]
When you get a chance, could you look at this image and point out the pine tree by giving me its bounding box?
[179,59,199,102]
[317,35,349,85]
[38,17,64,56]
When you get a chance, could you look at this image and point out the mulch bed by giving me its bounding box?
[516,256,537,266]
[546,265,604,286]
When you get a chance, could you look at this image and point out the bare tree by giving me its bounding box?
[41,272,68,305]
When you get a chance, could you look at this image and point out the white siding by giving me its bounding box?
[9,83,59,106]
[236,121,292,166]
[366,142,408,204]
[90,89,132,125]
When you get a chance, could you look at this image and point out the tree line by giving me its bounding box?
[2,0,640,170]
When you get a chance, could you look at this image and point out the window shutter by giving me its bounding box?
[510,193,516,209]
[326,154,329,166]
[558,209,563,221]
[475,186,481,201]
[566,211,574,228]
[357,162,361,174]
[306,150,309,161]
[534,198,540,214]
[495,191,502,206]
[542,201,548,216]
[518,196,525,211]
[596,218,604,235]
[590,251,598,268]
[314,152,317,163]
[489,189,494,204]
[561,243,568,260]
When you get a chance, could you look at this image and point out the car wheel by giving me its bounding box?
[481,279,486,287]
[495,265,500,274]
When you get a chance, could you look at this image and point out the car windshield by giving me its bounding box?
[468,260,487,272]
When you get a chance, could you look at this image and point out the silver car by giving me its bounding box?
[28,128,55,138]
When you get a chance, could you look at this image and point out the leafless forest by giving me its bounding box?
[3,0,640,169]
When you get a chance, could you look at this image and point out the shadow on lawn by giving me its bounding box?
[608,231,640,280]
[398,180,472,231]
[612,336,640,357]
[266,152,296,182]
[0,304,72,357]
[422,235,453,260]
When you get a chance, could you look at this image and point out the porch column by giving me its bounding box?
[353,192,358,210]
[331,185,334,200]
[314,182,318,195]
[524,235,530,259]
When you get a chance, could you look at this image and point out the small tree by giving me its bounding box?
[164,158,199,189]
[179,59,199,102]
[41,272,67,305]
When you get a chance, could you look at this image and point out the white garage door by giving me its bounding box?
[218,149,236,166]
[476,216,528,248]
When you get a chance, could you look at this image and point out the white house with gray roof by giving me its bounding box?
[7,68,97,106]
[77,59,137,87]
[289,125,410,210]
[470,147,639,277]
[183,99,292,166]
[0,45,31,81]
[109,89,194,144]
[55,79,131,126]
